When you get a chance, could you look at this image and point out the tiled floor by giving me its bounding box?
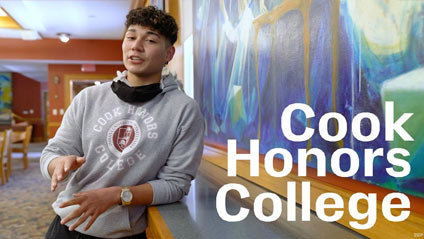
[0,142,65,239]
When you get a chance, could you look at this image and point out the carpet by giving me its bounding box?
[0,143,65,239]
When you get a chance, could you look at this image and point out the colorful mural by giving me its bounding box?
[0,73,12,125]
[193,0,424,198]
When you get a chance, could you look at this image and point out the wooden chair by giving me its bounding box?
[12,125,33,170]
[1,129,13,185]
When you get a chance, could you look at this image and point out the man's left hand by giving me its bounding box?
[59,186,121,231]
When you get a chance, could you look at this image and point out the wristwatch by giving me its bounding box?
[120,187,133,206]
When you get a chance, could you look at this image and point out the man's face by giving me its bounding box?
[122,25,174,77]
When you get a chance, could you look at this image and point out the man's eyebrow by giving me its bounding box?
[146,31,161,38]
[125,28,161,38]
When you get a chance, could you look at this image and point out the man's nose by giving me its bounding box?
[130,39,144,52]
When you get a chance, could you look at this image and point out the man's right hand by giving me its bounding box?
[49,156,86,192]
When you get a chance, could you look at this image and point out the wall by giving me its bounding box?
[11,73,43,141]
[47,64,125,137]
[0,36,125,140]
[0,38,123,61]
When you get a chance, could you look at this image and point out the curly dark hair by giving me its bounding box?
[125,6,178,46]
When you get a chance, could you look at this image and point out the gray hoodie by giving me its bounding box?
[40,71,205,238]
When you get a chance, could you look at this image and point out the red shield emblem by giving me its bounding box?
[112,125,135,152]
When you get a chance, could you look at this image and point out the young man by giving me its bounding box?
[41,6,204,239]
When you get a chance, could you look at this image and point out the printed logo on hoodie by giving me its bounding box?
[107,120,141,157]
[93,105,159,172]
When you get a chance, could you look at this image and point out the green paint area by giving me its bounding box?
[381,67,424,198]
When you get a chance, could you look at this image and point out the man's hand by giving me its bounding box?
[49,155,86,192]
[58,187,121,231]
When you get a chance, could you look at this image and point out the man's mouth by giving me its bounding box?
[128,56,144,64]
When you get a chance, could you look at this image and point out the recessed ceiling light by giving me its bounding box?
[57,32,70,43]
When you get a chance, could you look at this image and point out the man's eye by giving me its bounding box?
[127,36,135,40]
[146,39,156,43]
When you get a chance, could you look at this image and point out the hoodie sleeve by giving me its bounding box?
[40,92,85,180]
[148,101,205,205]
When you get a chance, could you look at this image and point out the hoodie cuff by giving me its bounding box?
[40,154,61,180]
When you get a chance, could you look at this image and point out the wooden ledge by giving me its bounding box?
[146,206,174,239]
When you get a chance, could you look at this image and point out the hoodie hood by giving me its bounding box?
[113,69,182,94]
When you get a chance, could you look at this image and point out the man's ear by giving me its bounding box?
[165,45,175,64]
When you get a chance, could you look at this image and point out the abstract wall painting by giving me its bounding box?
[0,73,12,125]
[193,0,424,198]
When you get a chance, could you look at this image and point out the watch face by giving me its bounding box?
[122,190,133,202]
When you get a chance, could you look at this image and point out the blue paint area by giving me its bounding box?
[193,0,424,198]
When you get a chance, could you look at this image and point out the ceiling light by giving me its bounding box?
[57,32,70,43]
